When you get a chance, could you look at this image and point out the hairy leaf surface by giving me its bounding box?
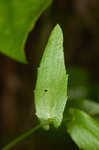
[34,24,68,129]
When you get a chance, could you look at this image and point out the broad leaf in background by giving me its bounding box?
[67,99,99,116]
[0,0,52,63]
[65,108,99,150]
[34,24,68,129]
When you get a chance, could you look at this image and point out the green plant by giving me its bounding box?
[0,0,52,63]
[1,1,99,150]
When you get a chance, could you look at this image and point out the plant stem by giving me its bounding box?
[2,124,41,150]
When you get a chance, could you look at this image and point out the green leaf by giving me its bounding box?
[65,108,99,150]
[67,99,99,116]
[0,0,52,63]
[34,24,68,130]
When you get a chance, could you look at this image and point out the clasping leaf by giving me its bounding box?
[34,24,68,129]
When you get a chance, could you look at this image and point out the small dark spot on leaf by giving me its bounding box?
[44,89,48,92]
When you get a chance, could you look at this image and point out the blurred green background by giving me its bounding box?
[1,0,99,149]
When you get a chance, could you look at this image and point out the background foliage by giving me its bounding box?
[1,0,99,149]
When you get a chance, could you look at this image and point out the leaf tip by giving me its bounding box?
[53,24,63,34]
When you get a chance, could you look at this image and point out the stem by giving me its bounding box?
[2,124,41,150]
